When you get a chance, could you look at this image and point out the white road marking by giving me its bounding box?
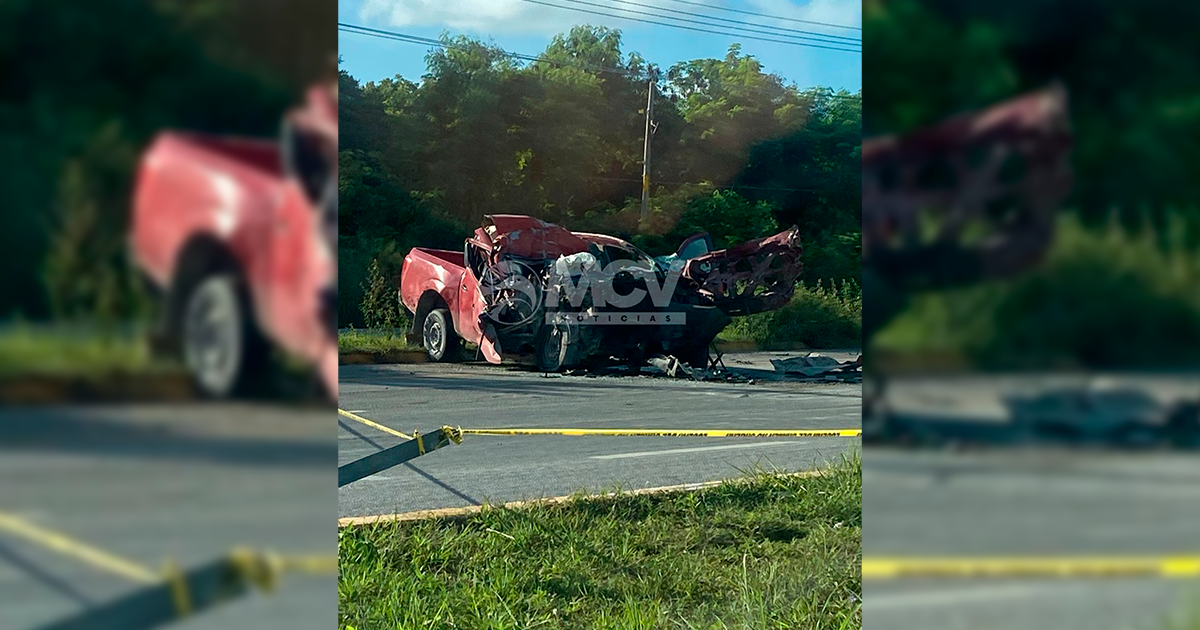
[865,582,1095,610]
[591,441,806,460]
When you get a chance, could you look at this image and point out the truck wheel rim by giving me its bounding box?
[424,316,444,356]
[540,326,564,368]
[183,279,239,393]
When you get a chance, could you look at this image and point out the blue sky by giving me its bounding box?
[337,0,861,91]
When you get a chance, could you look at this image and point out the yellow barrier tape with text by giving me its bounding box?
[862,556,1200,579]
[449,427,861,438]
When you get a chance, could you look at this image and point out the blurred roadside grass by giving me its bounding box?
[876,214,1200,369]
[339,454,862,630]
[0,324,166,378]
[720,280,863,350]
[337,327,420,354]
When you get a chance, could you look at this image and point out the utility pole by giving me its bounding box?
[640,75,655,222]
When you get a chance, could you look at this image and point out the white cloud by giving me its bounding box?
[747,0,862,30]
[358,0,860,38]
[359,0,616,36]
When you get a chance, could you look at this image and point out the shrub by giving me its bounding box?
[722,280,862,349]
[876,214,1200,369]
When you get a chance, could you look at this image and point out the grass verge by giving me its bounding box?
[338,454,862,630]
[0,324,170,378]
[720,280,862,350]
[338,327,421,354]
[874,215,1200,370]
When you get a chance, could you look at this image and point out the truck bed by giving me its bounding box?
[412,248,464,268]
[399,248,467,316]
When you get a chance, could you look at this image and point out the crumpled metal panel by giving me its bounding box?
[681,226,804,315]
[483,214,592,261]
[863,85,1073,290]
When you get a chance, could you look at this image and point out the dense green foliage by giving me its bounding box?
[338,26,862,330]
[339,456,862,630]
[865,0,1200,224]
[1,0,330,320]
[877,216,1200,368]
[723,280,863,350]
[864,0,1200,367]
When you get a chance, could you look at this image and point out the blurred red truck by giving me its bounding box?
[130,120,337,398]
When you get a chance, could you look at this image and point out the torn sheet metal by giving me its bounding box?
[483,214,592,260]
[681,226,804,315]
[862,85,1072,289]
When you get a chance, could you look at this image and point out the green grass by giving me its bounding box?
[875,214,1200,369]
[339,454,862,630]
[0,324,165,378]
[338,327,421,354]
[720,280,863,350]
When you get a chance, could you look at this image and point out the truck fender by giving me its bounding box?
[412,290,451,336]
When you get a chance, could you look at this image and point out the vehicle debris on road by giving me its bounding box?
[771,353,863,381]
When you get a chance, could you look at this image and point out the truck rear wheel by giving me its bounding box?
[181,273,267,398]
[422,308,461,362]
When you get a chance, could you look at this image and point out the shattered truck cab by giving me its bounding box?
[400,215,803,371]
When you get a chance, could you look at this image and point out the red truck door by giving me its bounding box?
[455,238,490,345]
[266,187,329,361]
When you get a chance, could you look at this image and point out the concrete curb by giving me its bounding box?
[0,372,196,404]
[338,470,824,528]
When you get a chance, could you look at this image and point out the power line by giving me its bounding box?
[338,22,864,98]
[599,0,860,43]
[658,0,861,32]
[514,0,861,53]
[541,0,859,46]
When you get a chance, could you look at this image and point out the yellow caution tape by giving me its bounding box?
[341,408,857,444]
[224,549,336,595]
[164,559,192,615]
[0,509,157,583]
[339,408,412,440]
[274,553,338,575]
[862,556,1200,579]
[448,427,861,438]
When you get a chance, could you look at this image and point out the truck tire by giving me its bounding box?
[180,273,268,398]
[422,308,461,362]
[536,321,578,372]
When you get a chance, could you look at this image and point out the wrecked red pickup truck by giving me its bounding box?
[131,88,338,398]
[400,215,802,371]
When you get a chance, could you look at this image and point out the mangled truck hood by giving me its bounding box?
[863,85,1072,290]
[679,226,803,316]
[477,215,803,317]
[481,214,591,261]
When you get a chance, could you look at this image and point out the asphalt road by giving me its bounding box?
[0,404,336,630]
[865,374,1200,630]
[338,360,862,518]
